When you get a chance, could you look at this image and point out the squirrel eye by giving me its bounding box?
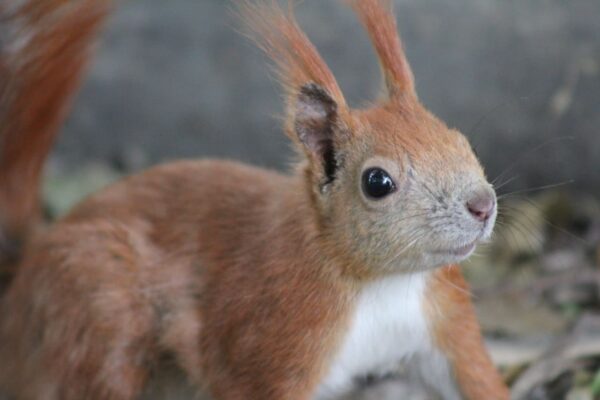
[362,168,396,199]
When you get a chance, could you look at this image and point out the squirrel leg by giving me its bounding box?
[425,266,510,400]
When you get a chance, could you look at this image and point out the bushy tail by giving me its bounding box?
[0,0,110,278]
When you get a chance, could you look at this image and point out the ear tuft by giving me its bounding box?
[347,0,416,98]
[294,83,339,183]
[240,1,347,107]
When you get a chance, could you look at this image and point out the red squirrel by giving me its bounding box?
[0,0,510,399]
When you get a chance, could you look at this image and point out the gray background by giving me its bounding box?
[56,0,600,194]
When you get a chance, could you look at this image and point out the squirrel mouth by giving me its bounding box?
[433,240,478,258]
[447,242,477,257]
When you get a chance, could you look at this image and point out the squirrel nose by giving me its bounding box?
[466,192,495,222]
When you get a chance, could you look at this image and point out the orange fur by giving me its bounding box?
[427,266,510,399]
[0,0,111,277]
[346,0,415,97]
[0,1,508,399]
[241,1,347,107]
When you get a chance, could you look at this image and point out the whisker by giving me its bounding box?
[467,96,532,151]
[495,208,541,254]
[493,174,520,191]
[394,211,432,224]
[497,179,574,199]
[416,179,443,205]
[491,136,574,187]
[519,197,591,246]
[432,268,473,299]
[386,232,428,267]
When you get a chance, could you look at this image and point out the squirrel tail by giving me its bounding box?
[0,0,110,279]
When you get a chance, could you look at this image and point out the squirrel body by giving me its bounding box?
[0,0,510,399]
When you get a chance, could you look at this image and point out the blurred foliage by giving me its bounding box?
[465,191,600,400]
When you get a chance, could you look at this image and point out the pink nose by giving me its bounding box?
[467,192,495,222]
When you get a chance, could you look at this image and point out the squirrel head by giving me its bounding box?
[244,0,496,277]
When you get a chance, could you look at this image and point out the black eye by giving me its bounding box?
[361,168,396,199]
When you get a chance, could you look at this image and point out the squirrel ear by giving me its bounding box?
[294,83,339,183]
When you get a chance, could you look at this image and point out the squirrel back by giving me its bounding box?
[0,0,110,280]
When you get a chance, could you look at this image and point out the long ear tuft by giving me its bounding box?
[239,2,350,188]
[346,0,415,98]
[239,1,346,109]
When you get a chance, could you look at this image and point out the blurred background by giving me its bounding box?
[50,0,599,196]
[44,0,599,399]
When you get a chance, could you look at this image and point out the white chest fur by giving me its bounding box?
[314,272,458,400]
